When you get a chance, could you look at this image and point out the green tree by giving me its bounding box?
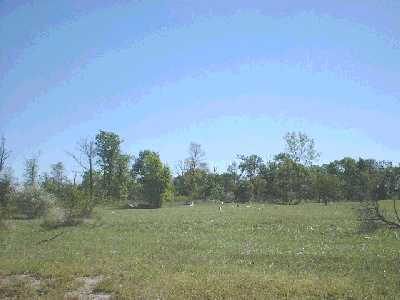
[237,154,264,200]
[95,130,122,200]
[328,158,361,201]
[312,166,341,205]
[0,168,15,219]
[180,142,208,199]
[270,153,309,204]
[113,154,131,202]
[284,132,320,166]
[133,151,173,208]
[235,180,253,203]
[237,154,263,180]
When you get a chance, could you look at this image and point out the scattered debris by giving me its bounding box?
[0,274,111,300]
[0,274,41,288]
[65,276,111,300]
[0,274,44,298]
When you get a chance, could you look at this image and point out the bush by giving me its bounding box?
[161,188,174,203]
[0,171,16,221]
[58,185,94,219]
[14,188,52,219]
[41,199,67,229]
[41,186,93,229]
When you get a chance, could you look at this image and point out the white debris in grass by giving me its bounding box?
[64,276,111,300]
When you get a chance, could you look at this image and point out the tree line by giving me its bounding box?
[0,130,399,229]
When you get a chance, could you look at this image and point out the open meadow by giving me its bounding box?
[1,201,399,299]
[2,1,400,299]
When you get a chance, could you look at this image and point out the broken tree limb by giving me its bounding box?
[37,231,64,245]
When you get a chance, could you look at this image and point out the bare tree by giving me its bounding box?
[50,162,68,187]
[24,155,39,188]
[185,142,207,173]
[0,136,11,173]
[69,138,96,201]
[376,199,400,228]
[72,170,79,186]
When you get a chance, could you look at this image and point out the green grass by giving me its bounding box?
[1,201,399,299]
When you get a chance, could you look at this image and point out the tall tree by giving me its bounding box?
[269,153,310,204]
[113,153,131,201]
[284,132,320,166]
[182,142,208,199]
[237,154,264,180]
[69,137,97,201]
[0,135,11,173]
[0,167,15,216]
[50,162,67,187]
[312,166,341,205]
[95,130,122,199]
[42,162,68,196]
[328,157,360,201]
[185,142,207,172]
[236,154,264,201]
[24,155,39,189]
[133,150,173,208]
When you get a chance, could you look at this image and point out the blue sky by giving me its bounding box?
[1,0,399,179]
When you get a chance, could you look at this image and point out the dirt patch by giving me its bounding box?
[0,274,111,300]
[0,274,39,287]
[64,276,112,300]
[0,274,44,299]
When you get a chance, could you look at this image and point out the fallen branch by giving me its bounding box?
[393,199,400,224]
[37,231,64,245]
[374,203,400,229]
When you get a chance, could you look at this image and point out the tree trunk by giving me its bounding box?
[89,157,94,203]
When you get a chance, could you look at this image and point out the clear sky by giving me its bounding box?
[1,0,399,179]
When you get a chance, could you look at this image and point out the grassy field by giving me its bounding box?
[1,201,399,299]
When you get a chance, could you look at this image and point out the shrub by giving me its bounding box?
[41,200,67,229]
[58,185,94,219]
[41,186,93,229]
[161,188,174,203]
[14,188,52,219]
[0,171,16,221]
